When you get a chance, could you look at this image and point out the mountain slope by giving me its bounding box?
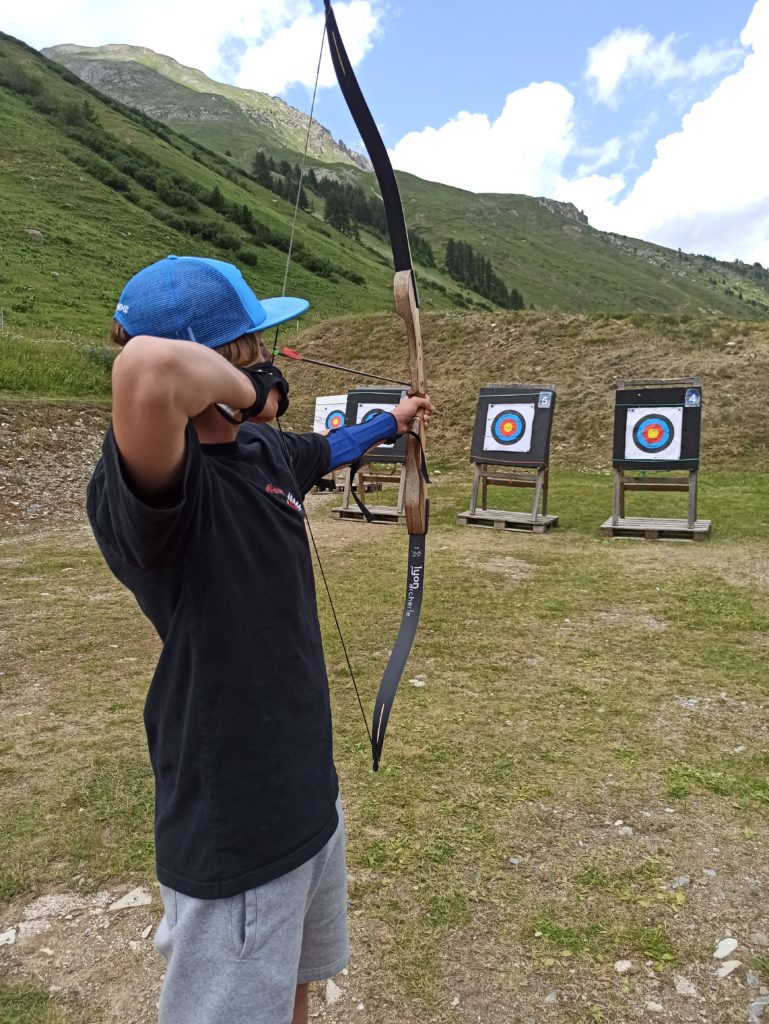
[42,43,369,170]
[3,310,767,473]
[0,32,483,339]
[44,43,769,321]
[398,172,769,316]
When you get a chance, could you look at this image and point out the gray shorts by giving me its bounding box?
[154,800,349,1024]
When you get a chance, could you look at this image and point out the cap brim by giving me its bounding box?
[258,296,310,330]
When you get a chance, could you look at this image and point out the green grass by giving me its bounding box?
[530,907,676,964]
[0,982,90,1024]
[1,327,768,1022]
[5,467,767,1018]
[667,755,769,809]
[0,334,113,398]
[0,32,486,342]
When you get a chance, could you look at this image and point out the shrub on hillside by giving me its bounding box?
[0,66,44,96]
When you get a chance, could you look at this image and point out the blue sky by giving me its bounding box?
[7,0,768,264]
[299,2,752,155]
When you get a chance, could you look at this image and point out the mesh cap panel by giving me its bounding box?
[114,255,309,350]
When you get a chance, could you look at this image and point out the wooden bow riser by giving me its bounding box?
[393,270,428,535]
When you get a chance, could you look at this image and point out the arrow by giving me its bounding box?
[277,347,409,387]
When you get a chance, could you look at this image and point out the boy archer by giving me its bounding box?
[87,254,433,1024]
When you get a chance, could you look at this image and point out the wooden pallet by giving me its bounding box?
[332,504,405,525]
[457,509,559,533]
[600,516,712,541]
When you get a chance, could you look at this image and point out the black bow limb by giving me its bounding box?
[324,0,430,771]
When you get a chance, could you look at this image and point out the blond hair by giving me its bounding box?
[109,320,263,367]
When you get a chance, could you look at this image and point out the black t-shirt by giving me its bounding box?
[87,421,337,898]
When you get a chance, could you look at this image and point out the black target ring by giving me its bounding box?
[491,409,526,445]
[362,408,387,423]
[632,413,675,453]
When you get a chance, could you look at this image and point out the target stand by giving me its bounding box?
[311,393,348,493]
[332,387,408,525]
[457,384,559,534]
[600,377,711,541]
[334,462,406,524]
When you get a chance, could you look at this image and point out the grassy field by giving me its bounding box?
[1,451,768,1022]
[1,308,768,1021]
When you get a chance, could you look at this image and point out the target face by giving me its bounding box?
[313,394,347,434]
[633,415,674,452]
[483,403,534,453]
[624,406,682,461]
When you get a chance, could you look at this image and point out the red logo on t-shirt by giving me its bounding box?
[265,482,303,513]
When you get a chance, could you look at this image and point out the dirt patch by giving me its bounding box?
[478,555,537,582]
[0,403,109,527]
[709,554,769,591]
[303,492,380,553]
[450,527,539,583]
[592,609,669,631]
[1,886,162,1023]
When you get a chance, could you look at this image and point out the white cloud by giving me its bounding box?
[235,1,381,94]
[568,0,769,263]
[391,0,769,265]
[585,28,744,107]
[390,82,576,196]
[574,138,623,177]
[5,0,383,95]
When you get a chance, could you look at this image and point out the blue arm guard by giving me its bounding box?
[326,413,399,471]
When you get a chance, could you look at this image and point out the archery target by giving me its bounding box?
[624,406,682,461]
[484,403,535,453]
[313,394,347,433]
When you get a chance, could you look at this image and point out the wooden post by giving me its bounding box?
[688,469,698,529]
[469,464,482,514]
[541,467,550,516]
[612,469,622,526]
[531,469,544,520]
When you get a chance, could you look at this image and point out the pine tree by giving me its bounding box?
[207,185,225,212]
[251,151,274,190]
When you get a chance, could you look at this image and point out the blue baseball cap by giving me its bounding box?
[113,255,309,348]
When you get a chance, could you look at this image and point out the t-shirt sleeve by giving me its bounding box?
[86,422,209,571]
[279,431,331,496]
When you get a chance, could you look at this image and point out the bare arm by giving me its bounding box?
[111,337,255,498]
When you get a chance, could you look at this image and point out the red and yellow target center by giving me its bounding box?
[502,421,514,435]
[644,425,661,441]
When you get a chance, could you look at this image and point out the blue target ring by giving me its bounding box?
[491,409,526,445]
[325,409,344,430]
[362,408,387,423]
[633,414,674,453]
